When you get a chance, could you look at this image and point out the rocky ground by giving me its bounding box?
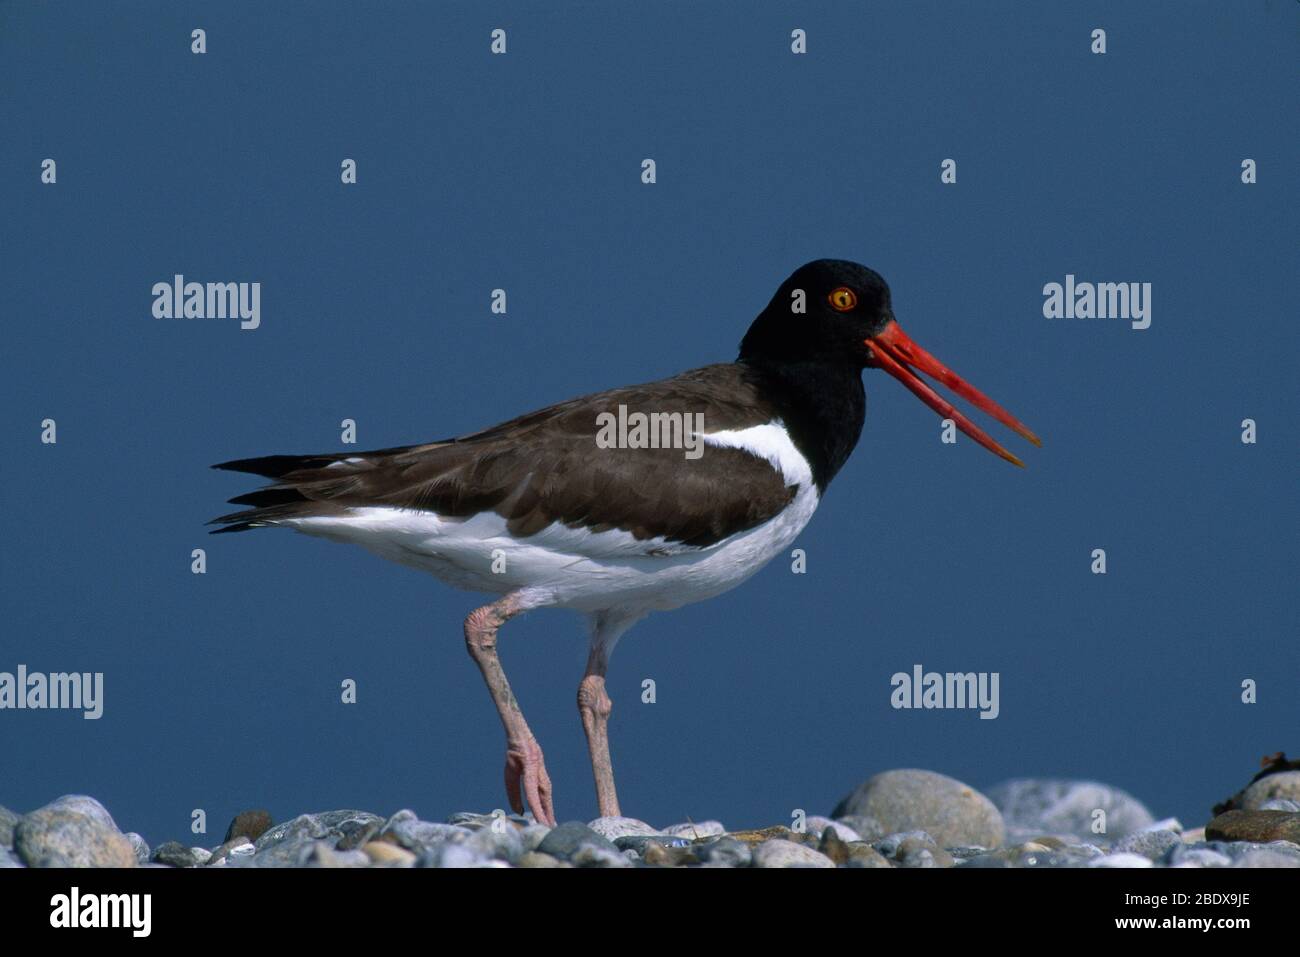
[3,763,1299,869]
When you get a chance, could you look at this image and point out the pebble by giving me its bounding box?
[1259,799,1300,812]
[805,816,862,842]
[836,770,1004,849]
[375,810,469,853]
[752,839,836,868]
[587,816,662,841]
[1088,852,1154,868]
[1240,771,1300,810]
[14,796,137,868]
[0,805,19,847]
[416,843,504,868]
[447,810,529,829]
[1167,845,1232,868]
[1225,843,1300,868]
[643,841,701,867]
[465,821,524,863]
[987,778,1154,843]
[230,839,314,867]
[517,850,567,868]
[1205,810,1300,844]
[126,832,150,865]
[896,836,954,869]
[724,825,799,845]
[208,838,255,865]
[614,834,691,856]
[43,795,121,831]
[874,830,936,858]
[256,810,386,853]
[694,837,752,868]
[835,814,887,842]
[843,843,892,868]
[152,841,208,867]
[570,843,632,868]
[361,841,416,866]
[520,824,552,853]
[1113,828,1183,862]
[663,820,725,840]
[224,809,273,843]
[303,843,371,868]
[536,822,620,862]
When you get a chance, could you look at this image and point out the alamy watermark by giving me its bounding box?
[152,274,260,330]
[891,664,999,719]
[0,665,103,719]
[1042,274,1150,330]
[595,404,705,460]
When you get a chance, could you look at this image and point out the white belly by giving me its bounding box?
[285,422,820,614]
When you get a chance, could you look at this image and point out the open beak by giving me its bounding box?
[866,321,1041,467]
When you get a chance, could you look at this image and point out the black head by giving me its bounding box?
[739,258,1042,468]
[739,259,895,367]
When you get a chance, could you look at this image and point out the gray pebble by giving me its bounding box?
[663,820,725,840]
[587,816,662,840]
[570,843,632,868]
[0,805,19,848]
[15,798,136,868]
[752,839,836,868]
[465,822,524,862]
[416,843,504,868]
[614,834,691,855]
[208,838,255,865]
[1241,772,1300,810]
[376,810,469,853]
[695,837,752,868]
[537,822,620,862]
[1226,841,1300,868]
[1258,798,1300,813]
[152,841,205,867]
[874,830,935,858]
[836,770,1004,849]
[987,779,1154,843]
[303,842,371,868]
[520,824,552,853]
[41,795,120,831]
[125,832,150,865]
[1167,844,1232,868]
[835,814,887,842]
[1114,828,1182,862]
[1089,852,1154,868]
[804,815,861,842]
[256,810,385,853]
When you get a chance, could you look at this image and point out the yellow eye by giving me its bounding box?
[829,287,857,311]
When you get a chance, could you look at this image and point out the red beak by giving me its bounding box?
[867,321,1041,467]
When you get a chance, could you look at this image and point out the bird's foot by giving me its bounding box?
[505,735,556,826]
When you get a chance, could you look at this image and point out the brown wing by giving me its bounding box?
[212,364,799,549]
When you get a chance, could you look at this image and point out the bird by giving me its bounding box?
[210,259,1039,826]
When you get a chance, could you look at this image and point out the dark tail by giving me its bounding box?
[210,442,427,533]
[209,452,342,533]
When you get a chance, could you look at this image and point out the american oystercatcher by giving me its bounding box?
[211,259,1038,825]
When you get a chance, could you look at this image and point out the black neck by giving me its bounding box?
[738,357,866,493]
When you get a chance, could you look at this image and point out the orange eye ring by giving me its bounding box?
[828,287,857,311]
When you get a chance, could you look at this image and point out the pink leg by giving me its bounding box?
[463,595,557,826]
[578,652,621,818]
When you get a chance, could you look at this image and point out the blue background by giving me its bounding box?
[2,2,1296,845]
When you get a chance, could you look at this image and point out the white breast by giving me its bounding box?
[286,421,820,615]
